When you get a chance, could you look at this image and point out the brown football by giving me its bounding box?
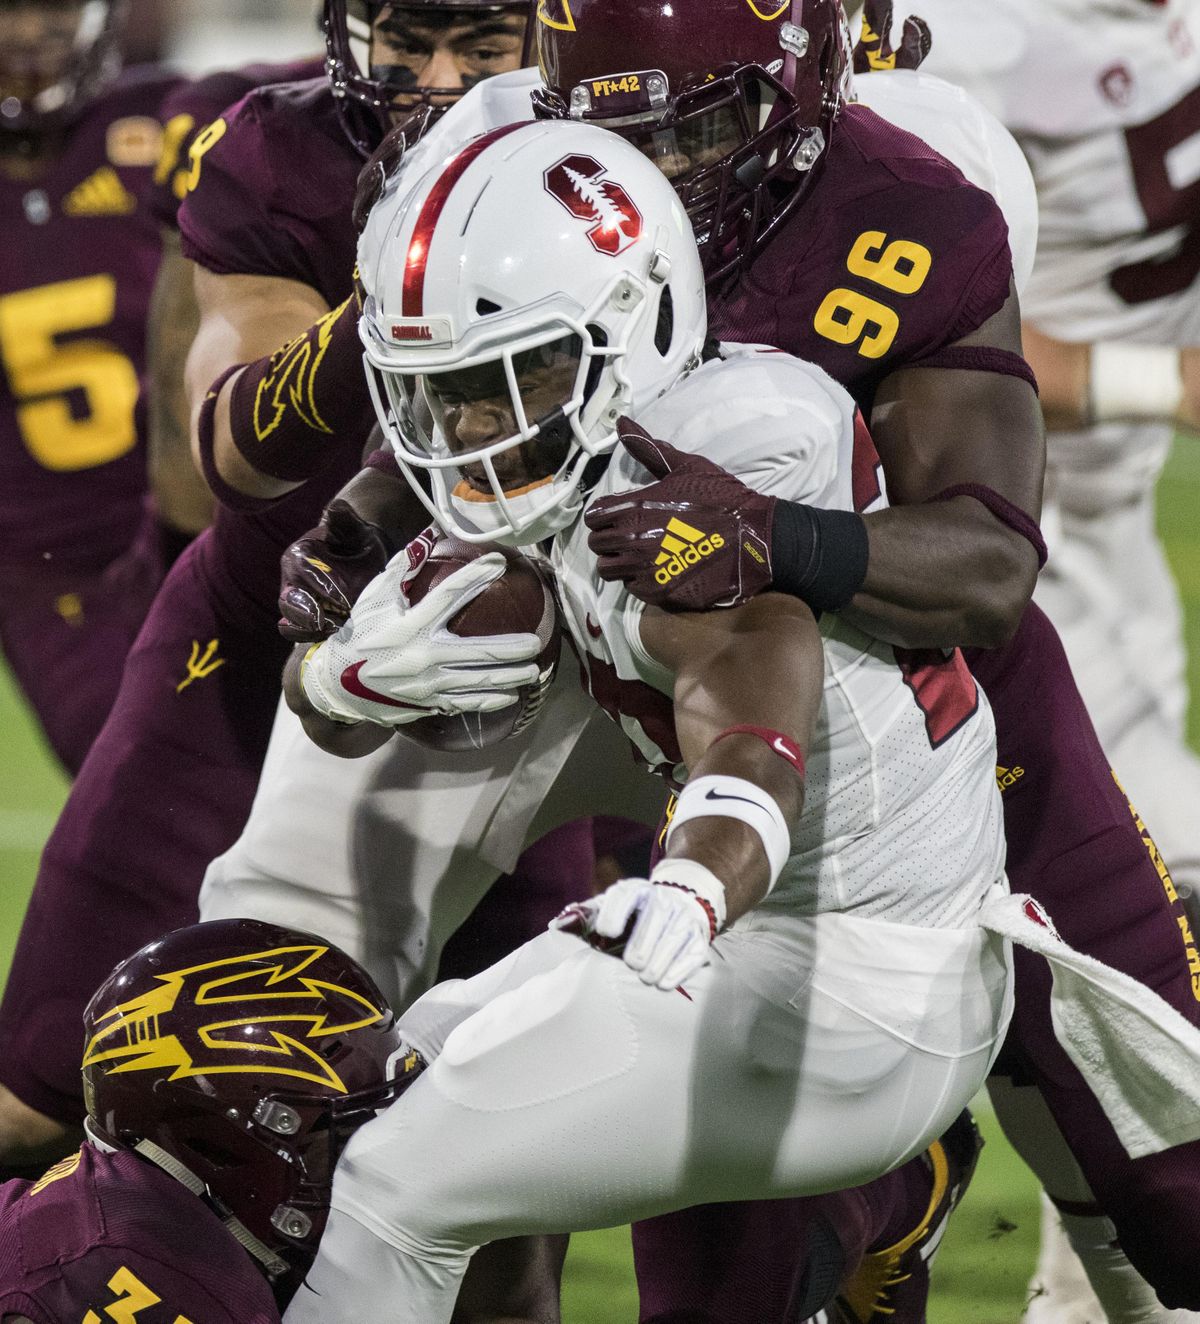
[397,531,560,753]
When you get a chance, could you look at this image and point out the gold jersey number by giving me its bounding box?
[81,1265,194,1323]
[813,230,933,360]
[0,275,139,471]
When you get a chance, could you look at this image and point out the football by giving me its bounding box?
[398,531,561,752]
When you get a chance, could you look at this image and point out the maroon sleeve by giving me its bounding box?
[150,60,325,230]
[176,79,360,306]
[177,92,306,279]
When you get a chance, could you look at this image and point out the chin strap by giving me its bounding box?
[131,1137,291,1279]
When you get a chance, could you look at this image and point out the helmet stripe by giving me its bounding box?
[402,123,528,317]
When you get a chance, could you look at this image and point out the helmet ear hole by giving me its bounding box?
[654,286,675,358]
[476,298,503,316]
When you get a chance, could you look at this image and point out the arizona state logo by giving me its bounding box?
[544,154,643,256]
[253,296,353,441]
[82,944,385,1093]
[655,516,725,585]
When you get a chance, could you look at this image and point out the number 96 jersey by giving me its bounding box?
[919,0,1200,344]
[0,67,178,575]
[553,346,1005,929]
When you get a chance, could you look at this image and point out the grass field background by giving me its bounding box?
[1,437,1197,1320]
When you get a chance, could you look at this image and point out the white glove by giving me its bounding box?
[301,548,543,727]
[553,860,727,991]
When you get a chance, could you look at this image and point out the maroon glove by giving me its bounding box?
[277,499,393,643]
[584,417,775,611]
[853,0,932,73]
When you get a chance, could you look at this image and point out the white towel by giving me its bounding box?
[979,891,1200,1159]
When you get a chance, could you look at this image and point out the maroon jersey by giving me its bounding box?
[0,1144,279,1323]
[150,59,325,231]
[0,67,180,574]
[710,103,1013,411]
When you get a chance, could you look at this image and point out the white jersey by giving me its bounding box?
[917,0,1200,342]
[552,347,1005,928]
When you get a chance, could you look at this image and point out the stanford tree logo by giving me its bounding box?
[543,154,643,257]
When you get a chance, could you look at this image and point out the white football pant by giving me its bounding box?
[283,909,1014,1324]
[199,669,665,1010]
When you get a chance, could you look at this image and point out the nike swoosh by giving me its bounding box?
[772,736,799,764]
[340,660,425,710]
[586,614,603,639]
[703,788,763,809]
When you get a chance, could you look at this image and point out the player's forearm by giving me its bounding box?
[186,267,345,504]
[146,232,213,534]
[282,645,394,759]
[1024,322,1200,432]
[841,498,1041,649]
[646,595,819,924]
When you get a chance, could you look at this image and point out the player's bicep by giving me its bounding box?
[869,283,1045,517]
[639,596,824,770]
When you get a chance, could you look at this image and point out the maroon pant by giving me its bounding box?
[634,604,1200,1314]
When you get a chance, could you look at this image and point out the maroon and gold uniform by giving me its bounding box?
[0,68,178,772]
[0,1144,280,1323]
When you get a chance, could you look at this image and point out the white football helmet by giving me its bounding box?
[356,118,707,544]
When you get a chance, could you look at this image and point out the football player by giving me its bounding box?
[283,117,1017,1324]
[196,4,1200,1313]
[0,6,596,1320]
[906,3,1200,1318]
[0,918,410,1324]
[0,0,180,773]
[283,117,1200,1324]
[494,1,1200,1314]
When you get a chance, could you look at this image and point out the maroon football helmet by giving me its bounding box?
[82,919,411,1285]
[325,0,533,156]
[533,0,850,280]
[0,0,128,135]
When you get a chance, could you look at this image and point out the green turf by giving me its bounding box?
[1,435,1197,1319]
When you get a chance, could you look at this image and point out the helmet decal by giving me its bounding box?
[82,943,385,1093]
[401,122,528,316]
[743,0,789,19]
[536,0,576,32]
[543,154,643,256]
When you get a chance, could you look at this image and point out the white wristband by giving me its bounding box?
[1089,343,1183,423]
[664,775,791,894]
[649,858,728,932]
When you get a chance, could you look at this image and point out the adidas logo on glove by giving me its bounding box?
[654,517,725,586]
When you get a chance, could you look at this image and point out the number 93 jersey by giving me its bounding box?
[0,67,179,575]
[918,0,1200,344]
[553,346,1005,929]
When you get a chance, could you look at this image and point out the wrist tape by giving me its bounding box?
[664,774,791,893]
[770,502,869,613]
[227,297,377,483]
[1089,343,1183,424]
